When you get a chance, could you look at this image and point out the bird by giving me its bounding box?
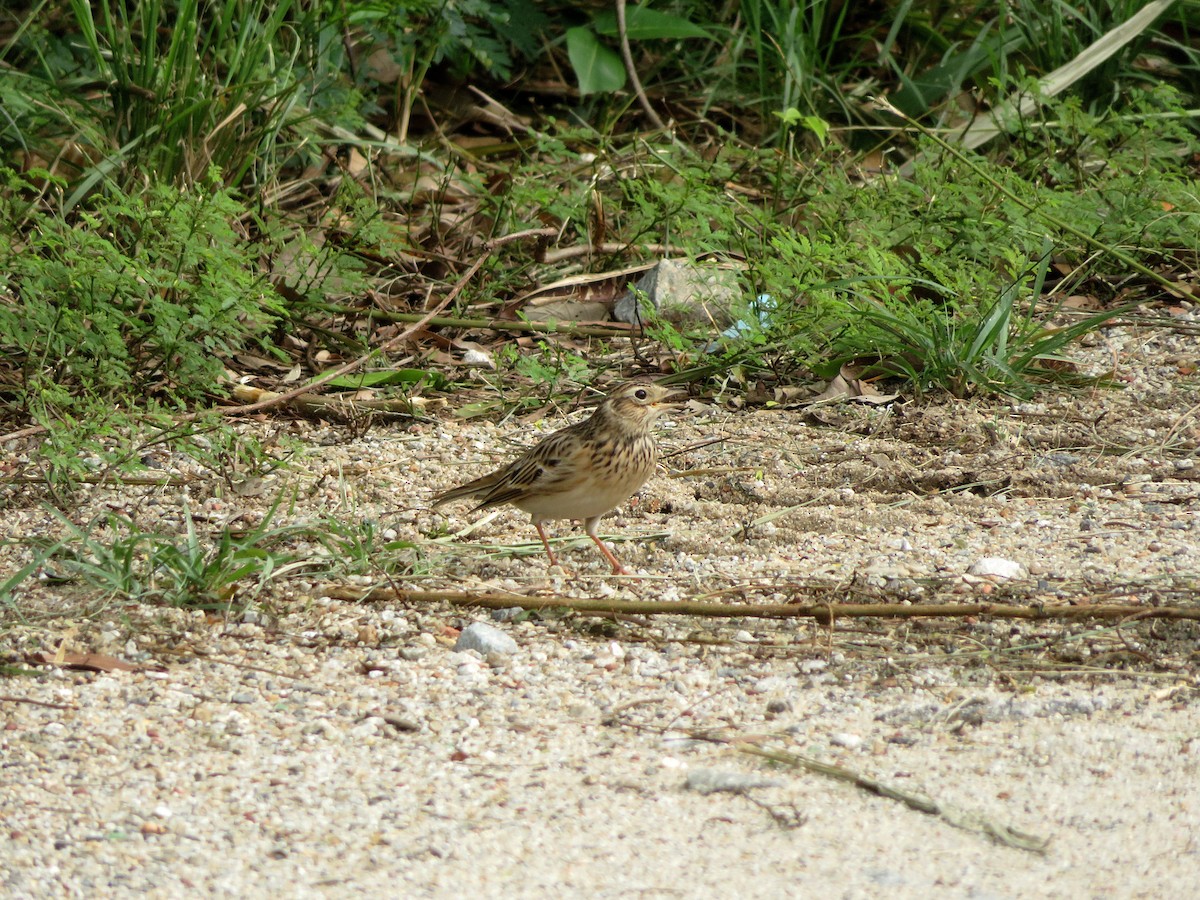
[431,382,687,574]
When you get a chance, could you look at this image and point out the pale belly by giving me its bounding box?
[512,461,656,522]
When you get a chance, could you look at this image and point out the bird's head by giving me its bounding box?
[600,382,688,434]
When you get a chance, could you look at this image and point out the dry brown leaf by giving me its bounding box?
[346,148,369,178]
[811,366,901,405]
[511,263,659,307]
[525,299,611,322]
[26,651,165,674]
[232,353,294,373]
[365,47,404,84]
[772,386,809,404]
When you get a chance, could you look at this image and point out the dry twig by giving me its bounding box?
[616,0,666,131]
[0,694,81,711]
[735,743,1050,853]
[324,585,1200,623]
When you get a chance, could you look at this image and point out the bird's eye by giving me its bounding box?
[634,388,648,400]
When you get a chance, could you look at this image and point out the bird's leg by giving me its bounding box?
[585,517,627,575]
[534,521,562,568]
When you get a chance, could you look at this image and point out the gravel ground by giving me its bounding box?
[3,320,1200,897]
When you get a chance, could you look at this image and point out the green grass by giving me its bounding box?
[13,497,309,613]
[7,2,302,194]
[830,249,1134,399]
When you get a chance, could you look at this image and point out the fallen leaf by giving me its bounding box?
[810,366,901,405]
[772,386,809,404]
[526,299,611,322]
[347,148,369,177]
[26,651,166,674]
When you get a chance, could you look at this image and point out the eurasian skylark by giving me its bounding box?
[431,382,686,574]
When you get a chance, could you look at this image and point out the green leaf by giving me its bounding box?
[322,368,444,389]
[454,400,505,419]
[774,107,804,127]
[566,27,626,95]
[592,9,713,41]
[800,115,830,146]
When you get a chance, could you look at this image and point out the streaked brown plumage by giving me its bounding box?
[431,382,686,574]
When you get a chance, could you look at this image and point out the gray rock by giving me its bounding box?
[454,622,518,656]
[967,557,1027,580]
[685,769,782,795]
[614,259,740,328]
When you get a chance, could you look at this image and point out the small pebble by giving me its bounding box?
[830,732,863,751]
[967,557,1027,580]
[685,769,783,795]
[454,622,518,656]
[490,606,527,623]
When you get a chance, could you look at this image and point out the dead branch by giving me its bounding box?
[609,709,1049,852]
[539,242,672,265]
[322,585,1200,623]
[735,743,1050,853]
[0,694,81,711]
[228,385,438,421]
[0,424,50,443]
[352,309,641,338]
[616,0,666,130]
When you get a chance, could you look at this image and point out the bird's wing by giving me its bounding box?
[430,470,504,507]
[468,427,590,510]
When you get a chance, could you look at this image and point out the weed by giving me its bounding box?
[20,497,308,613]
[309,516,422,579]
[509,340,593,389]
[346,0,543,140]
[829,246,1132,399]
[0,171,281,461]
[1,0,319,191]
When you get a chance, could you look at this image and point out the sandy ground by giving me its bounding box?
[3,321,1200,897]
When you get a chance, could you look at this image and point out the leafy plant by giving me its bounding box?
[22,497,307,611]
[565,6,714,97]
[742,0,857,130]
[493,339,593,390]
[830,247,1131,399]
[309,516,421,578]
[342,0,547,140]
[0,170,284,419]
